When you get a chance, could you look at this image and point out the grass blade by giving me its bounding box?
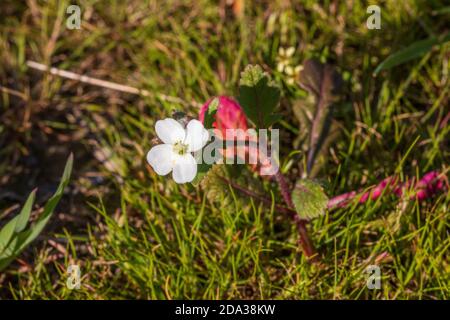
[14,189,36,233]
[0,154,73,271]
[17,153,73,251]
[374,33,450,75]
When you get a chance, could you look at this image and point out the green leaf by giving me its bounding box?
[18,153,73,251]
[0,235,19,259]
[0,218,17,255]
[14,189,36,233]
[374,33,450,75]
[203,97,219,129]
[238,65,281,129]
[291,179,328,220]
[433,7,450,15]
[56,153,73,194]
[0,153,73,271]
[0,189,36,256]
[0,256,16,271]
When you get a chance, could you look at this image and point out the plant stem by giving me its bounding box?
[219,173,316,258]
[219,167,446,260]
[327,170,447,209]
[217,175,301,216]
[274,171,316,259]
[221,169,446,218]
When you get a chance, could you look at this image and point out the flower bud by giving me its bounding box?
[199,96,277,176]
[199,96,248,134]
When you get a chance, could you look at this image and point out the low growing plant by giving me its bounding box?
[0,154,73,271]
[146,64,447,261]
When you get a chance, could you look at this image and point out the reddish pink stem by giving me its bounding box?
[327,170,447,209]
[274,171,316,259]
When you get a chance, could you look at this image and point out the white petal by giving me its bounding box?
[155,118,185,144]
[185,119,209,152]
[285,66,294,75]
[146,144,173,175]
[286,46,295,57]
[172,153,197,183]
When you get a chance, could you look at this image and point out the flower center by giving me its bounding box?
[173,141,188,155]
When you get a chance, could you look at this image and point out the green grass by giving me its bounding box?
[0,0,449,299]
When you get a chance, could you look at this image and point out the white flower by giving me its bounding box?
[146,118,209,184]
[276,46,296,72]
[285,65,303,85]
